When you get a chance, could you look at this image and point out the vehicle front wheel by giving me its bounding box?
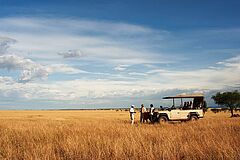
[159,116,168,124]
[190,115,198,121]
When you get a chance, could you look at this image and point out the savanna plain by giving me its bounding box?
[0,110,239,160]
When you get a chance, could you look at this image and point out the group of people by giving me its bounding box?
[182,101,206,110]
[182,101,193,110]
[129,104,155,125]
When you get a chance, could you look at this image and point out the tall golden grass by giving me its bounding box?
[0,110,239,160]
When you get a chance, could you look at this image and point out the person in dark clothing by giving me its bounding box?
[149,104,154,122]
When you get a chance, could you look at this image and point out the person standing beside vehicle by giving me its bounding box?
[140,104,147,123]
[129,105,136,125]
[150,104,154,122]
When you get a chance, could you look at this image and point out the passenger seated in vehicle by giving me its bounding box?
[189,101,193,109]
[198,101,205,109]
[182,102,188,110]
[185,101,190,109]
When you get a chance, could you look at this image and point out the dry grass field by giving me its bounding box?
[0,110,239,160]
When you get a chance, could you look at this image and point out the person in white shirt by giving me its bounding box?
[140,104,147,123]
[129,105,136,125]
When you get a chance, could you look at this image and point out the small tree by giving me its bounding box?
[212,90,240,117]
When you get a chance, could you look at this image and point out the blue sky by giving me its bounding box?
[0,0,239,109]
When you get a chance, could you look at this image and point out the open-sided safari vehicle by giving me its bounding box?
[153,94,206,123]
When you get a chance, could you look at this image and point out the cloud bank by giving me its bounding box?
[0,17,239,108]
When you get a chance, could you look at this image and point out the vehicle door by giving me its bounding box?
[179,110,190,119]
[170,109,181,120]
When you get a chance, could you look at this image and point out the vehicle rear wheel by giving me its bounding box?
[190,115,198,121]
[159,116,168,124]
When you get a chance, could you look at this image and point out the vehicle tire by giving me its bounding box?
[159,116,168,124]
[190,115,198,121]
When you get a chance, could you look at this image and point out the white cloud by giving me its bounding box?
[48,64,88,74]
[0,55,49,82]
[0,54,86,82]
[146,55,240,89]
[0,34,87,82]
[0,36,16,55]
[217,55,240,68]
[0,17,159,36]
[58,49,85,58]
[0,17,178,64]
[128,72,147,76]
[114,64,129,71]
[0,36,50,82]
[0,76,15,84]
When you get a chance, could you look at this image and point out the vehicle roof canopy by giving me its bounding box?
[162,94,204,99]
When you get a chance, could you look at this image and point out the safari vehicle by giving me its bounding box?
[154,94,206,123]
